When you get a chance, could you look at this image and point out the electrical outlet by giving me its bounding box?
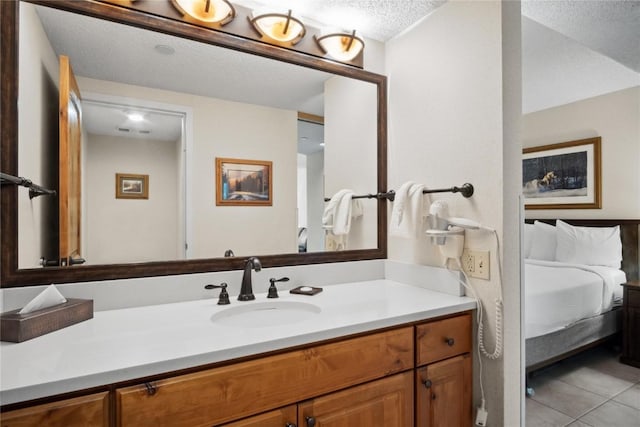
[475,251,490,280]
[461,251,475,273]
[461,249,490,280]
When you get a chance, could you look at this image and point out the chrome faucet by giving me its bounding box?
[238,257,261,301]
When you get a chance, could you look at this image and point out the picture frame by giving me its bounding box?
[523,137,601,210]
[216,157,272,206]
[115,173,149,199]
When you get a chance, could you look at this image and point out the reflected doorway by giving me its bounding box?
[297,114,324,253]
[82,98,186,264]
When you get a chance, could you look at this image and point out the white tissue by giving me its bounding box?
[18,284,67,314]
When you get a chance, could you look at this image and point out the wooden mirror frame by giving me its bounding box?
[0,0,388,287]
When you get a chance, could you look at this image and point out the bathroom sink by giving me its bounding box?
[210,300,321,328]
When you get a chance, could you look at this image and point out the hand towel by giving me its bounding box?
[322,189,354,236]
[389,181,426,238]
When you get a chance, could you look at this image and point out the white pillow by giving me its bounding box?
[523,223,534,259]
[555,220,622,268]
[529,221,557,261]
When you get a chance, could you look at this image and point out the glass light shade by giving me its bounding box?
[171,0,235,25]
[250,10,306,45]
[315,32,365,62]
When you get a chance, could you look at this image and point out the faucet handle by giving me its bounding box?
[205,282,231,305]
[267,277,290,299]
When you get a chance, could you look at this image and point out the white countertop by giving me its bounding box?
[0,280,475,406]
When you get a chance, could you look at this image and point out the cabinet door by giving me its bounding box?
[219,405,297,427]
[298,371,413,427]
[416,354,472,427]
[0,392,109,427]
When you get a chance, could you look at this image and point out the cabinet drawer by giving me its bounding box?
[1,392,109,427]
[116,327,413,427]
[416,313,472,366]
[218,405,297,427]
[626,287,640,309]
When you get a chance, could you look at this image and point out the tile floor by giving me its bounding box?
[526,345,640,426]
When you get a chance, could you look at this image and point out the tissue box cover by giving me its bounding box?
[1,299,93,343]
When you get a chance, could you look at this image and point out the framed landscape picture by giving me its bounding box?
[115,173,149,199]
[523,137,601,210]
[216,157,272,206]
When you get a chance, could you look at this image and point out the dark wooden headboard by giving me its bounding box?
[525,219,640,281]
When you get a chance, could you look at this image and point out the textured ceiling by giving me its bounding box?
[232,0,447,42]
[521,0,640,112]
[522,16,639,113]
[522,0,640,73]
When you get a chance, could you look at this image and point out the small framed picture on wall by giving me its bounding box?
[116,173,149,199]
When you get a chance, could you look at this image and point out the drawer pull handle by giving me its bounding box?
[423,379,432,388]
[285,423,297,427]
[445,337,455,346]
[144,382,156,396]
[306,416,316,427]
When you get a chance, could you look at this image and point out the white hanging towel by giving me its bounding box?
[389,181,426,238]
[323,189,354,250]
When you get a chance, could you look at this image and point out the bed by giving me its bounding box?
[524,219,639,373]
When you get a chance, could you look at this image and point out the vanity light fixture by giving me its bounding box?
[315,30,365,62]
[249,10,306,46]
[170,0,235,26]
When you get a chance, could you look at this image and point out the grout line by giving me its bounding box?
[528,350,640,425]
[575,398,610,422]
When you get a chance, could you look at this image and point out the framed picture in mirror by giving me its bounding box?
[216,158,272,206]
[116,173,149,200]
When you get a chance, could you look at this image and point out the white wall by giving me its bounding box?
[297,154,308,227]
[77,77,299,259]
[85,134,180,264]
[324,76,378,250]
[386,2,522,424]
[523,86,640,219]
[17,2,60,268]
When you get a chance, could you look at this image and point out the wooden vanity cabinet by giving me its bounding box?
[0,392,109,427]
[2,311,473,427]
[415,313,473,427]
[116,327,413,427]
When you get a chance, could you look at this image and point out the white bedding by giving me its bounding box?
[525,260,626,339]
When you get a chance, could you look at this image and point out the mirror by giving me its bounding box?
[1,0,388,287]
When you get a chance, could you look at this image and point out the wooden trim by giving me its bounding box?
[297,111,324,124]
[1,0,20,285]
[523,137,602,210]
[0,0,388,287]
